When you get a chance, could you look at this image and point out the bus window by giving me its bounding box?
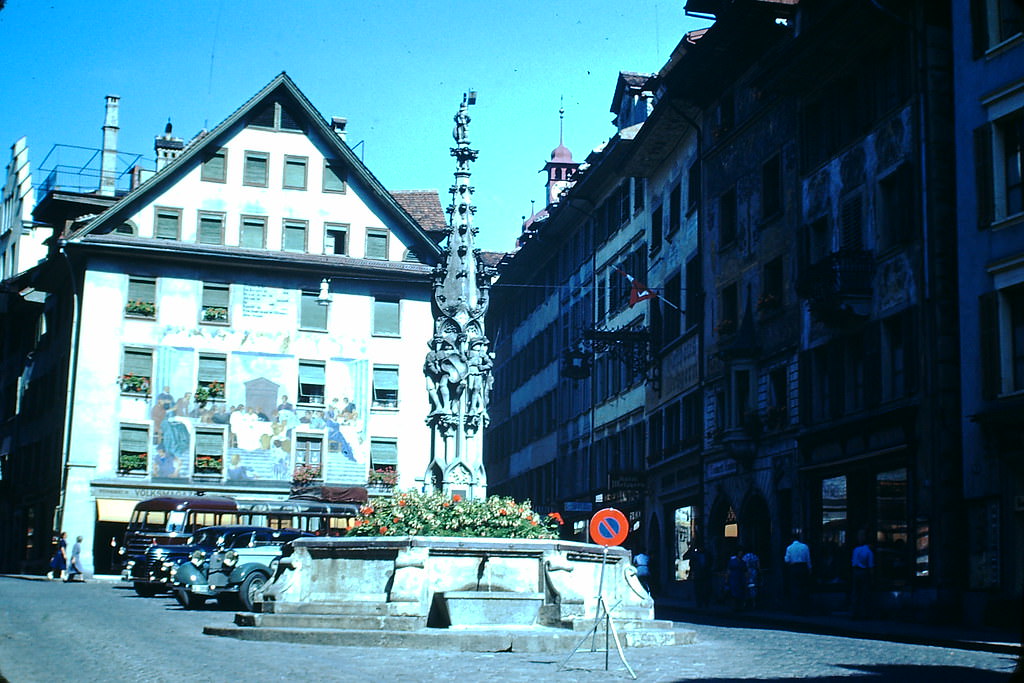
[133,511,169,531]
[192,512,221,529]
[167,511,187,533]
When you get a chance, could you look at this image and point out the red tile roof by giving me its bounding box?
[391,190,447,233]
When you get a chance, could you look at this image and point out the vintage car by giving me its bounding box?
[125,525,276,597]
[173,528,312,611]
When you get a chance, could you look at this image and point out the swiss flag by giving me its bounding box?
[618,268,657,307]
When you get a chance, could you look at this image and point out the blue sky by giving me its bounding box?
[0,1,709,253]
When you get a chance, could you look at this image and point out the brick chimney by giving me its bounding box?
[99,95,120,196]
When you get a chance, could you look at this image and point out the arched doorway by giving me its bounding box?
[739,493,772,569]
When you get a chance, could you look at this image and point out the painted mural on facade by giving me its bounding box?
[145,346,369,485]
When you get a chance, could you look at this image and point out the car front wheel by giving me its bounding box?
[176,588,204,610]
[239,572,268,612]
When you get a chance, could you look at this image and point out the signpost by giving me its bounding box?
[560,508,636,679]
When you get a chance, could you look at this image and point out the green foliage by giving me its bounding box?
[348,491,560,539]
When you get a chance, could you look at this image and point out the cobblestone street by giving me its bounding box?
[0,577,1015,682]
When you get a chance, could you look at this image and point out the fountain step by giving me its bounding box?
[238,612,427,631]
[258,599,400,616]
[204,624,697,652]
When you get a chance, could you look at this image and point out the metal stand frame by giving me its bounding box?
[558,546,636,679]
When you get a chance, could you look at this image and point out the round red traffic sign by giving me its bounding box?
[589,508,629,547]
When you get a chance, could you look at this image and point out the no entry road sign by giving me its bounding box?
[589,507,629,547]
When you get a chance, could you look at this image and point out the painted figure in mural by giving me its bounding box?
[154,445,180,478]
[341,397,358,424]
[277,395,294,413]
[227,452,254,480]
[310,410,326,430]
[173,392,192,417]
[325,412,356,461]
[151,386,175,438]
[271,439,290,479]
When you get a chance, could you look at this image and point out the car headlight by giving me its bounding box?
[223,550,238,568]
[126,560,136,570]
[118,546,126,556]
[190,550,206,566]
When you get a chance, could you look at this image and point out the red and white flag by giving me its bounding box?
[617,268,657,307]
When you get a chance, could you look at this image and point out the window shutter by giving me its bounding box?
[202,284,229,308]
[251,102,275,127]
[155,211,179,239]
[283,222,306,252]
[123,349,152,375]
[366,231,388,260]
[975,123,995,229]
[195,430,225,456]
[244,155,268,185]
[301,291,327,329]
[373,367,399,390]
[128,278,155,302]
[203,151,225,181]
[371,439,398,466]
[324,162,346,192]
[279,104,302,131]
[374,300,400,336]
[841,194,864,250]
[299,362,325,385]
[120,425,149,452]
[198,355,226,382]
[284,158,306,188]
[980,291,1000,400]
[240,217,265,248]
[198,215,223,244]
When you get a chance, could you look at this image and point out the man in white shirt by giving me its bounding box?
[784,534,812,613]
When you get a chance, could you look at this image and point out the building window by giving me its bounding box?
[840,193,864,251]
[197,211,225,245]
[283,155,308,190]
[882,315,906,400]
[685,255,702,330]
[197,353,226,403]
[370,438,398,485]
[760,257,784,313]
[118,423,150,475]
[154,207,181,240]
[323,160,346,193]
[243,151,269,187]
[718,282,738,336]
[248,100,303,132]
[201,283,230,323]
[324,223,349,255]
[762,154,782,220]
[976,110,1024,227]
[201,148,227,183]
[372,298,400,337]
[300,290,328,331]
[240,215,266,249]
[821,475,848,556]
[114,222,136,235]
[282,219,308,252]
[125,277,156,318]
[984,282,1024,396]
[719,187,737,246]
[973,0,1024,54]
[365,228,389,260]
[120,347,153,396]
[194,427,226,477]
[294,435,323,475]
[632,177,645,214]
[297,360,326,406]
[877,164,914,249]
[650,205,664,255]
[403,249,423,263]
[668,183,682,235]
[687,161,700,214]
[767,366,788,428]
[1003,112,1024,218]
[372,365,399,408]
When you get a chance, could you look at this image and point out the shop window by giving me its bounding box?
[365,228,389,260]
[372,298,400,337]
[283,155,308,190]
[282,219,307,252]
[297,360,325,406]
[674,507,696,581]
[300,290,328,331]
[117,423,149,475]
[120,347,153,396]
[154,207,181,240]
[125,277,156,318]
[820,475,848,581]
[240,215,266,249]
[197,211,225,245]
[243,151,269,187]
[324,223,349,255]
[194,427,226,478]
[875,468,910,582]
[201,148,227,183]
[323,160,346,193]
[201,283,230,324]
[372,365,399,408]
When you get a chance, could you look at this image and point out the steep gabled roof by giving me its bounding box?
[69,72,443,260]
[391,190,447,235]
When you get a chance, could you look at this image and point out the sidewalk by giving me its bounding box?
[655,598,1022,656]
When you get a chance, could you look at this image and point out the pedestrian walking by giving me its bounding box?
[65,535,85,582]
[741,548,761,610]
[850,530,874,619]
[683,539,711,608]
[48,531,67,580]
[726,546,748,611]
[784,533,812,614]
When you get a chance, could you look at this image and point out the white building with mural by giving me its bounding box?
[0,73,445,574]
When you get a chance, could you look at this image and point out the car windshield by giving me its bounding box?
[189,528,225,546]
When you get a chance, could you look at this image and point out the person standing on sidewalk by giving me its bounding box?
[683,539,711,608]
[850,530,874,619]
[65,536,85,582]
[48,532,67,580]
[784,533,812,614]
[742,547,761,610]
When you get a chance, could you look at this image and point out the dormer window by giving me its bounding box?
[248,100,303,132]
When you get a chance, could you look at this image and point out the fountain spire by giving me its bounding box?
[423,91,494,500]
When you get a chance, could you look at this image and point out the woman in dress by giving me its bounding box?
[49,531,67,580]
[66,536,84,582]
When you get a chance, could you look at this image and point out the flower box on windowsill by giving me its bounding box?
[194,455,223,475]
[124,301,156,318]
[201,307,229,324]
[117,453,147,475]
[120,374,151,396]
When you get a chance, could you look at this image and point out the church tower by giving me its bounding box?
[543,104,579,207]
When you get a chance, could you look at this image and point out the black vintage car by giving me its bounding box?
[127,525,276,597]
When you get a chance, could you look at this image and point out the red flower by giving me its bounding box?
[452,494,462,502]
[393,516,402,523]
[398,498,408,507]
[361,505,375,515]
[548,512,564,525]
[379,526,389,534]
[352,519,363,527]
[499,508,508,516]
